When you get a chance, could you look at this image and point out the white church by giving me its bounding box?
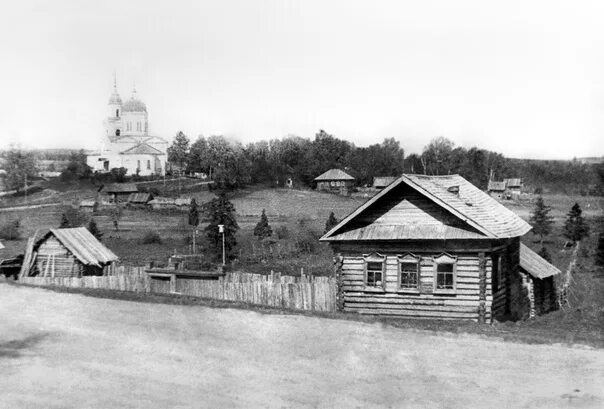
[87,78,168,176]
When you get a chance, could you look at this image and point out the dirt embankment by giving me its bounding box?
[1,284,603,408]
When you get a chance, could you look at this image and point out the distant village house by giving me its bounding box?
[314,169,355,195]
[102,183,138,203]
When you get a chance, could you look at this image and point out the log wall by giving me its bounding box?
[337,248,494,322]
[35,236,82,278]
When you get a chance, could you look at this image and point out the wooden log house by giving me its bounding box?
[321,174,560,323]
[19,227,119,278]
[314,169,355,195]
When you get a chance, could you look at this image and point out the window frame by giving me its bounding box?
[433,253,457,295]
[397,253,420,293]
[363,252,386,292]
[491,253,502,292]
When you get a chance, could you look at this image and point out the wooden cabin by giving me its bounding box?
[103,183,138,203]
[487,180,506,199]
[20,227,118,278]
[320,174,560,323]
[314,169,355,195]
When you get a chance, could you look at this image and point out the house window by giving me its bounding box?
[433,253,457,293]
[364,253,386,289]
[116,109,119,117]
[115,129,120,136]
[137,160,141,170]
[398,253,420,291]
[147,160,151,170]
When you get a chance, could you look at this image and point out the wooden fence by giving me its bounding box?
[19,266,337,312]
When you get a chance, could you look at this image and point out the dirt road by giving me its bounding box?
[1,284,603,408]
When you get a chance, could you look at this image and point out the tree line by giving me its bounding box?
[167,131,603,193]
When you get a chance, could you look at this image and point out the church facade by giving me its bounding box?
[87,79,168,176]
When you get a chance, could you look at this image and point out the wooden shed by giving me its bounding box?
[519,243,560,316]
[127,192,153,208]
[103,183,138,203]
[20,227,119,278]
[487,180,506,199]
[314,169,355,194]
[321,174,560,323]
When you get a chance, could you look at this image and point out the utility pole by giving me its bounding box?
[218,224,225,266]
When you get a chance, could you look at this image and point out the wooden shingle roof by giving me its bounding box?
[42,228,118,267]
[520,243,561,279]
[128,192,153,204]
[321,174,532,241]
[487,180,506,191]
[314,169,355,181]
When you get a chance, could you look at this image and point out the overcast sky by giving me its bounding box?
[0,0,603,159]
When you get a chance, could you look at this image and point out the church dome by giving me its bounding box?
[108,92,122,105]
[122,96,147,113]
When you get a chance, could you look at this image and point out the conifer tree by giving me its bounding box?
[529,196,554,246]
[204,193,239,260]
[563,202,589,244]
[538,246,552,263]
[87,218,103,241]
[253,209,272,240]
[324,211,339,234]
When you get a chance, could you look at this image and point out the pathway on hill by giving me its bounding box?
[1,284,603,408]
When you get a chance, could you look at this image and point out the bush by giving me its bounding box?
[141,230,162,244]
[0,219,21,240]
[275,225,290,240]
[59,207,88,228]
[294,225,321,254]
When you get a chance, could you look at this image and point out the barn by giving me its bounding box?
[320,174,560,323]
[20,227,118,278]
[314,169,355,194]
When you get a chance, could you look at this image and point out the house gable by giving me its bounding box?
[322,179,487,241]
[321,174,532,241]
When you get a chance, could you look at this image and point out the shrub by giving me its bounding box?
[87,219,103,241]
[141,230,162,244]
[59,207,88,228]
[275,225,290,240]
[0,219,21,240]
[294,225,321,254]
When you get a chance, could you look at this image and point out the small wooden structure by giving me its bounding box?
[314,169,355,195]
[79,199,98,213]
[487,180,506,199]
[127,192,153,208]
[321,174,560,323]
[103,183,138,203]
[373,176,398,190]
[519,243,560,316]
[145,254,225,294]
[20,227,119,278]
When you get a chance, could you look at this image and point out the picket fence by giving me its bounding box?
[20,266,338,312]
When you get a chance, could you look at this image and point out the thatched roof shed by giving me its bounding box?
[20,227,118,278]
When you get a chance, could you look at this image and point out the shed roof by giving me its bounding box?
[520,243,561,279]
[505,178,522,188]
[42,228,118,267]
[128,192,153,203]
[314,169,355,181]
[321,174,532,241]
[373,176,398,188]
[487,180,506,191]
[103,183,139,193]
